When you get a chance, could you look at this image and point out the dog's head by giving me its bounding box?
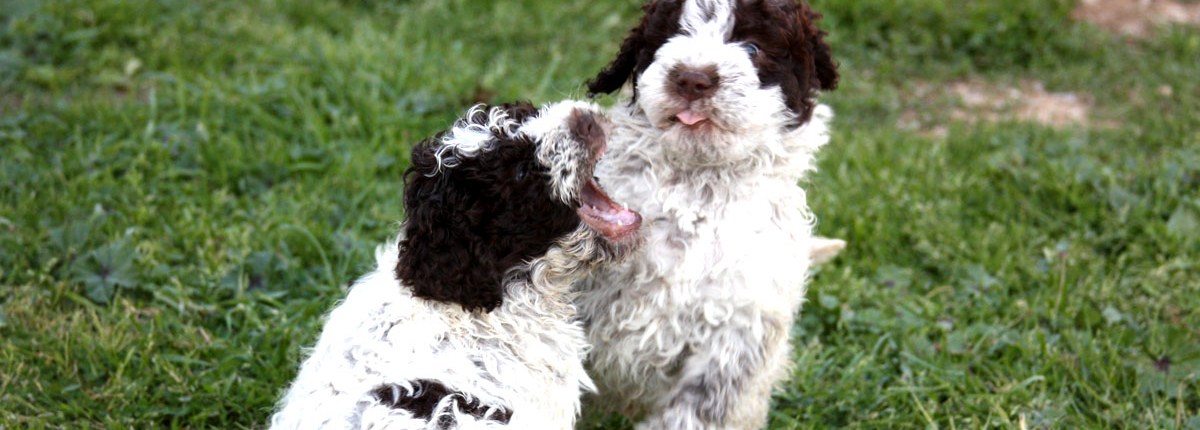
[588,0,837,161]
[396,101,641,312]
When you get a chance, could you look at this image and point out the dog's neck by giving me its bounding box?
[528,228,618,290]
[493,227,620,318]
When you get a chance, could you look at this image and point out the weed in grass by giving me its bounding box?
[69,237,139,303]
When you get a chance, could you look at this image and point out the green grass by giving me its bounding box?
[1,0,1197,428]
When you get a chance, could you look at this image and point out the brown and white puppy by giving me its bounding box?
[270,101,642,430]
[576,1,841,429]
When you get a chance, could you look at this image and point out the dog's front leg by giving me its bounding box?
[637,318,785,430]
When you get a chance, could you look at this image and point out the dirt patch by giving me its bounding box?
[897,79,1098,138]
[1073,0,1200,38]
[950,80,1091,127]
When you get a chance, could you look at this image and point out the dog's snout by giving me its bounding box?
[670,66,719,101]
[569,109,606,156]
[675,71,712,97]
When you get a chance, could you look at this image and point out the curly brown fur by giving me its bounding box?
[586,0,685,99]
[730,0,838,123]
[395,102,580,312]
[372,380,514,424]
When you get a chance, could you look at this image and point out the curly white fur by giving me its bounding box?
[432,105,520,173]
[270,101,634,430]
[576,1,838,429]
[272,231,614,430]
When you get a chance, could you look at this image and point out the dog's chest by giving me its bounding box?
[624,177,813,305]
[579,174,814,399]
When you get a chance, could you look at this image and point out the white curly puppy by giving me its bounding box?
[576,0,841,429]
[270,101,641,430]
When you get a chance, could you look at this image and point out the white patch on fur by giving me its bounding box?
[432,104,522,174]
[679,0,735,36]
[519,100,605,205]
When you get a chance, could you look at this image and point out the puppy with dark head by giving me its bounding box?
[576,1,841,429]
[271,101,641,430]
[397,102,639,313]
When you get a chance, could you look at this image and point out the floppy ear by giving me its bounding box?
[586,0,685,98]
[395,139,507,312]
[781,1,838,123]
[799,3,838,92]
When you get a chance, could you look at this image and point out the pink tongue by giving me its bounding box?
[676,110,707,125]
[579,205,641,240]
[597,207,640,227]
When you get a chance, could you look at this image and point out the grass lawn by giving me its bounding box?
[1,0,1198,428]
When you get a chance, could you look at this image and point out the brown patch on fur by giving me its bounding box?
[373,380,513,424]
[731,0,838,124]
[397,101,581,312]
[1073,0,1200,38]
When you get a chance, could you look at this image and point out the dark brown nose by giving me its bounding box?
[671,67,718,101]
[569,109,606,156]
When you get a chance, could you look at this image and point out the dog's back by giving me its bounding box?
[271,241,592,429]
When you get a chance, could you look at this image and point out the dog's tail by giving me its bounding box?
[810,236,846,266]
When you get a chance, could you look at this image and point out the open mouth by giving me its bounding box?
[577,176,640,241]
[569,107,639,240]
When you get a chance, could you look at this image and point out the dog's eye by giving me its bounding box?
[742,43,760,57]
[516,162,530,181]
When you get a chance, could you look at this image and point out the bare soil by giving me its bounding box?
[897,79,1098,138]
[1073,0,1200,37]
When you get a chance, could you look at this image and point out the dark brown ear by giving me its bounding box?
[395,137,508,312]
[395,103,581,312]
[586,0,685,98]
[799,3,838,92]
[781,1,838,123]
